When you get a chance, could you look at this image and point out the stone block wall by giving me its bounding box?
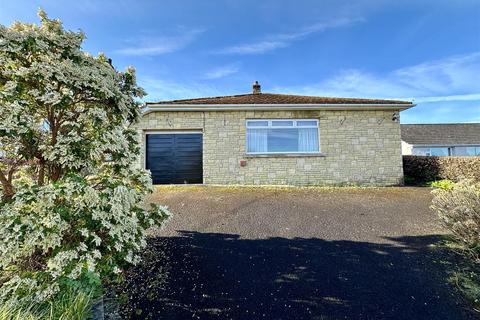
[135,109,404,186]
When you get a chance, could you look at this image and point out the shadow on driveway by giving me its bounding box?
[117,232,476,320]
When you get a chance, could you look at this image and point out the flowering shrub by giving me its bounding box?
[431,180,480,262]
[0,10,170,304]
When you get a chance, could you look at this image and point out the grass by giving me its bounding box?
[434,236,480,313]
[0,288,94,320]
[450,271,480,312]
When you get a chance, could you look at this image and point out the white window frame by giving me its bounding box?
[245,119,320,154]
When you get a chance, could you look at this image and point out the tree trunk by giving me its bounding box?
[38,159,45,186]
[0,170,14,201]
[1,183,14,201]
[51,165,62,182]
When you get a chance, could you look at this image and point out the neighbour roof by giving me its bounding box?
[401,123,480,145]
[147,93,412,106]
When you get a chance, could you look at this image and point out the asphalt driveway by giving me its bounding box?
[117,186,477,320]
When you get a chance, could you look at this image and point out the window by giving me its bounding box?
[430,147,450,156]
[246,119,320,154]
[412,147,451,156]
[412,145,480,157]
[452,146,480,156]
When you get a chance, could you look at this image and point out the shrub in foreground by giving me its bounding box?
[0,10,170,306]
[431,180,480,261]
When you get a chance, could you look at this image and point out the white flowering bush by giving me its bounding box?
[0,10,170,304]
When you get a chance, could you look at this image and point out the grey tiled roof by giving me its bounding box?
[401,124,480,145]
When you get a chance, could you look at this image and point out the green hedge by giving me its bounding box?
[403,156,480,183]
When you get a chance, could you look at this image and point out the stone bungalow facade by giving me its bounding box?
[136,82,413,186]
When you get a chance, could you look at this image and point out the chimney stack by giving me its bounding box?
[252,81,261,94]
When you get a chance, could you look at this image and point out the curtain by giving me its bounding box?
[247,129,268,152]
[298,128,318,152]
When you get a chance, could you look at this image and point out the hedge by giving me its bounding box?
[403,156,480,183]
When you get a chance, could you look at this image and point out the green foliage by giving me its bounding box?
[403,155,480,184]
[0,286,93,320]
[431,180,480,261]
[430,179,456,190]
[0,10,171,305]
[432,181,480,312]
[449,270,480,311]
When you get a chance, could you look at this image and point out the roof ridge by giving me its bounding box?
[146,92,412,105]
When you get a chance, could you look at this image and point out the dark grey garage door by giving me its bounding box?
[146,133,203,184]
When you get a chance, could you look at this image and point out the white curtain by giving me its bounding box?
[298,128,318,152]
[247,129,268,152]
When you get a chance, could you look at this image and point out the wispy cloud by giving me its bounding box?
[413,93,480,103]
[216,17,364,54]
[115,28,205,56]
[203,63,240,79]
[273,52,480,103]
[139,77,221,102]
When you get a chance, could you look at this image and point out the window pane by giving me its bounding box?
[412,148,430,156]
[298,128,319,152]
[430,147,449,156]
[247,121,268,127]
[246,129,268,152]
[454,146,476,156]
[462,147,480,156]
[297,120,317,127]
[267,129,298,152]
[271,120,294,127]
[465,147,477,156]
[453,146,467,156]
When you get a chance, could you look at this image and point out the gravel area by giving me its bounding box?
[117,186,477,320]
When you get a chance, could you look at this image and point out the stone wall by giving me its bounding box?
[135,109,404,186]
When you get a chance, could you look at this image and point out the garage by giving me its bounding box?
[145,133,203,184]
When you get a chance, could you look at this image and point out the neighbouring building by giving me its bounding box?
[136,82,413,186]
[401,123,480,156]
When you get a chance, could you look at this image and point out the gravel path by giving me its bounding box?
[118,186,477,320]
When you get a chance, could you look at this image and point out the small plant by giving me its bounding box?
[430,179,456,190]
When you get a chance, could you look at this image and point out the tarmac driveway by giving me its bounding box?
[117,186,477,320]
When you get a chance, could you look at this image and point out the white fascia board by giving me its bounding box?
[142,103,415,115]
[412,143,480,147]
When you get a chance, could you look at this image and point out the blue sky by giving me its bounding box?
[0,0,479,123]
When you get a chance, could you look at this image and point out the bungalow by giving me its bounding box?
[401,123,480,156]
[136,82,413,186]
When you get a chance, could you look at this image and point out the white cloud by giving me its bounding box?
[273,52,480,103]
[139,77,221,102]
[216,17,364,54]
[219,41,289,55]
[115,29,205,56]
[203,64,240,79]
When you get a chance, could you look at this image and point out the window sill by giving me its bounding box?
[245,153,326,158]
